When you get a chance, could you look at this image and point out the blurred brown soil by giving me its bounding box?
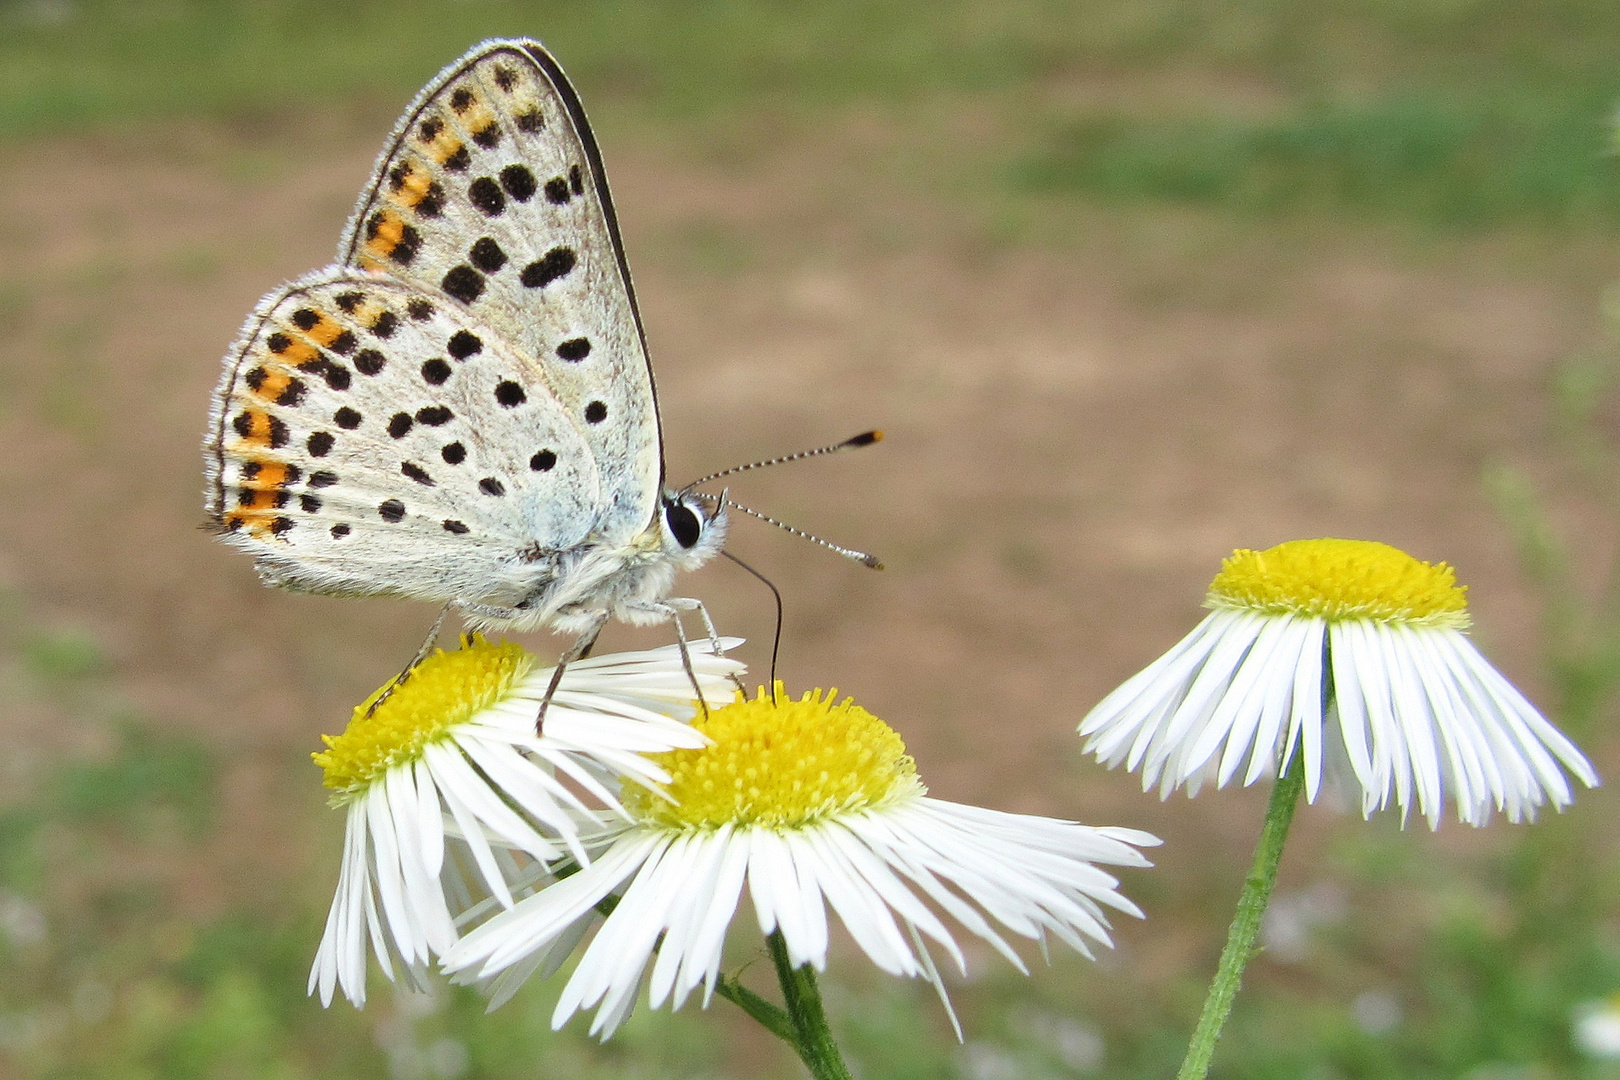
[0,107,1615,964]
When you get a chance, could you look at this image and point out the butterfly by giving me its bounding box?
[203,38,729,680]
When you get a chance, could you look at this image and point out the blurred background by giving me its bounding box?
[4,1,1620,1076]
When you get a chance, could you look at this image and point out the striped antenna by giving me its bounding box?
[681,430,882,491]
[723,498,884,570]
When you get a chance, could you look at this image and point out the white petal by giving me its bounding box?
[678,831,751,1007]
[1286,619,1326,799]
[792,827,918,976]
[560,833,692,1034]
[1144,611,1268,779]
[364,782,423,967]
[411,758,445,880]
[648,829,731,1008]
[385,764,456,955]
[1329,621,1378,803]
[446,827,657,977]
[1194,613,1292,785]
[747,827,826,967]
[426,741,559,864]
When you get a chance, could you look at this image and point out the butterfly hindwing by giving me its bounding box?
[337,40,662,547]
[204,271,603,607]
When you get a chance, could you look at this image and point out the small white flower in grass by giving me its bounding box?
[1080,538,1598,827]
[442,686,1159,1038]
[1575,993,1620,1059]
[308,634,742,1007]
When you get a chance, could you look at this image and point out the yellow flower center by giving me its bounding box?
[1206,538,1469,628]
[312,636,533,801]
[624,686,923,830]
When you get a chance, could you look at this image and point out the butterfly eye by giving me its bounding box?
[665,501,702,549]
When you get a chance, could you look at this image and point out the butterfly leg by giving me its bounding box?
[671,596,745,695]
[365,603,452,717]
[658,601,707,718]
[534,617,607,736]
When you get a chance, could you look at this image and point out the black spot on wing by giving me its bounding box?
[441,265,486,304]
[298,357,351,391]
[416,405,453,426]
[469,237,507,273]
[469,177,505,216]
[500,164,536,202]
[520,248,576,288]
[416,182,446,218]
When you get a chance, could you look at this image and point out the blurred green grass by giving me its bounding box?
[4,0,1620,229]
[1018,95,1620,228]
[7,1,1620,1077]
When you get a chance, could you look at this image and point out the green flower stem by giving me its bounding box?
[766,931,855,1080]
[1175,757,1306,1080]
[715,975,796,1043]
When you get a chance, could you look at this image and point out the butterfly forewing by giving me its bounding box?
[337,41,661,545]
[205,272,603,606]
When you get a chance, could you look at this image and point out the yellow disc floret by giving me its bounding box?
[313,635,533,800]
[1206,538,1469,628]
[624,686,923,830]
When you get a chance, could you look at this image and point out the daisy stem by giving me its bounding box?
[1174,756,1305,1080]
[766,931,855,1080]
[715,975,796,1043]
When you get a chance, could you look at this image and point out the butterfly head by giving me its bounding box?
[659,490,728,569]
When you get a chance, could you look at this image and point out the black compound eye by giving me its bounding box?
[665,501,702,549]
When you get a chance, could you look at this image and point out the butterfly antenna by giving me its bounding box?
[721,550,782,703]
[682,430,883,491]
[722,498,884,570]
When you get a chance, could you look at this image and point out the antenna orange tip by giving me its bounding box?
[846,430,883,447]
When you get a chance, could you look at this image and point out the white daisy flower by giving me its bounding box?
[308,635,744,1007]
[441,686,1160,1038]
[1079,538,1598,827]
